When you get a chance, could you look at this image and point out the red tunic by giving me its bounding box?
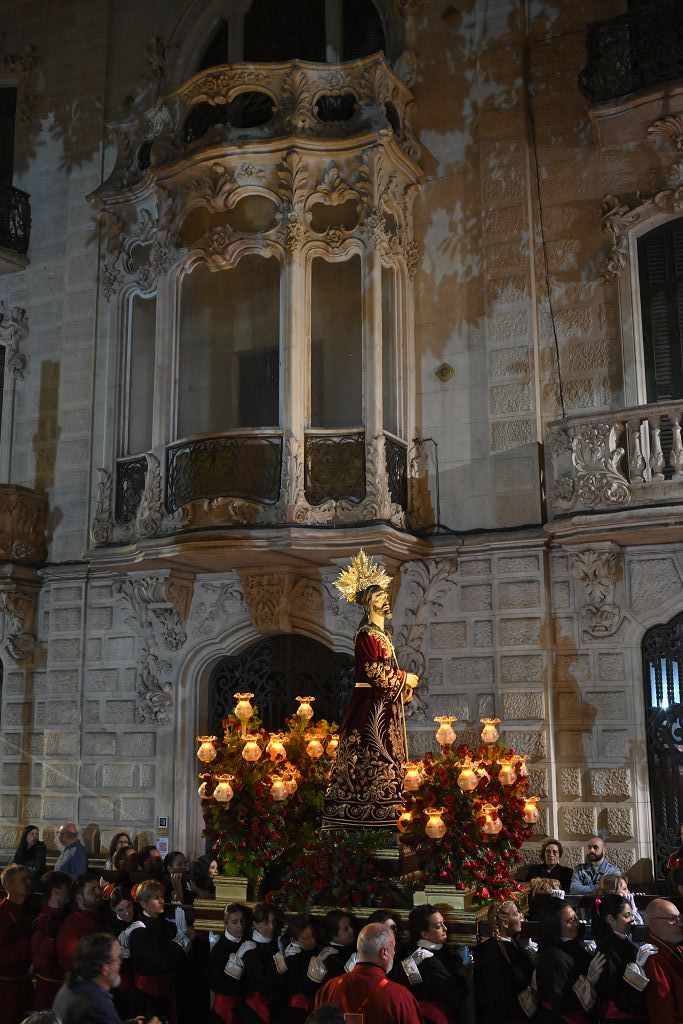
[643,937,683,1024]
[31,905,66,1009]
[322,624,409,829]
[315,963,423,1023]
[0,898,33,1024]
[56,908,101,975]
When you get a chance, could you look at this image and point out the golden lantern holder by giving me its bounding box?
[233,692,255,738]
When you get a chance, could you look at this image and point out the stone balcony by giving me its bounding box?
[546,400,683,521]
[0,183,30,273]
[0,484,47,563]
[579,2,683,105]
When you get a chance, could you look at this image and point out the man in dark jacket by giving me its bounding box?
[54,931,160,1024]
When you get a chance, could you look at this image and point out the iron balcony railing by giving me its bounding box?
[0,182,31,256]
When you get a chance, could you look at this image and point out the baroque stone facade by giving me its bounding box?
[0,0,681,883]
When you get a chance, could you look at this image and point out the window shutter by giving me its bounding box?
[638,219,683,402]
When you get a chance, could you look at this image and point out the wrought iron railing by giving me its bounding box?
[384,434,408,510]
[304,430,366,506]
[579,3,683,103]
[0,182,31,256]
[115,455,148,524]
[165,433,282,513]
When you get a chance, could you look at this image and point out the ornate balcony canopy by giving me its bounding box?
[579,2,683,105]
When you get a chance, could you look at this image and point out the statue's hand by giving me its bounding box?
[405,672,419,689]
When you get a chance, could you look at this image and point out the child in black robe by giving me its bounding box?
[237,903,286,1024]
[593,894,648,1024]
[209,903,251,1024]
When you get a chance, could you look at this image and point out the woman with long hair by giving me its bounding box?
[473,899,536,1024]
[536,898,606,1024]
[12,825,46,896]
[593,894,648,1024]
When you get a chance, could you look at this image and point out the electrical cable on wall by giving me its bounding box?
[412,436,459,535]
[522,0,567,420]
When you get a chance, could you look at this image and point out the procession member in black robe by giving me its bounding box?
[279,915,320,1024]
[237,904,286,1024]
[306,910,357,991]
[323,551,419,830]
[536,899,605,1024]
[593,895,649,1024]
[474,899,536,1024]
[209,903,251,1024]
[128,879,189,1022]
[396,904,468,1024]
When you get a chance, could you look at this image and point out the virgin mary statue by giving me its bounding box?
[322,550,420,830]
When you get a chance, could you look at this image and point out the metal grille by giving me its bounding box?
[385,435,407,510]
[304,432,365,506]
[643,612,683,884]
[208,635,355,734]
[115,455,147,524]
[165,434,282,513]
[0,182,31,256]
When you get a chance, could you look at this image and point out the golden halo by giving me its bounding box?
[333,548,392,604]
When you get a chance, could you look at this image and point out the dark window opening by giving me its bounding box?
[638,219,683,402]
[385,100,401,135]
[316,93,357,122]
[342,0,386,59]
[184,92,275,144]
[198,20,230,71]
[0,87,17,186]
[244,0,326,63]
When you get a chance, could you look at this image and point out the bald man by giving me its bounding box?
[314,923,422,1023]
[55,823,88,878]
[643,898,683,1024]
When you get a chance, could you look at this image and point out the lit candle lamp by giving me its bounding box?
[306,734,324,759]
[295,696,315,722]
[456,756,479,792]
[270,777,288,801]
[196,736,217,763]
[434,715,458,748]
[213,775,234,803]
[233,693,255,734]
[284,773,298,795]
[403,763,422,791]
[481,802,503,834]
[522,796,540,823]
[326,735,339,757]
[480,717,501,744]
[397,810,413,833]
[497,756,517,786]
[425,807,447,840]
[242,735,262,762]
[266,733,286,761]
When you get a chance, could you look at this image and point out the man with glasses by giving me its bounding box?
[643,898,683,1022]
[55,823,88,878]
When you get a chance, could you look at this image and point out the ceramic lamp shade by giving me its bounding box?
[295,696,315,721]
[425,808,447,840]
[434,715,457,747]
[480,718,501,744]
[404,765,422,791]
[523,796,540,823]
[242,736,262,762]
[196,736,217,763]
[270,778,288,801]
[213,776,234,803]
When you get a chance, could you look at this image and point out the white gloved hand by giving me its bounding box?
[586,952,606,985]
[636,943,658,968]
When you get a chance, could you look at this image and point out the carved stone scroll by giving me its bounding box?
[569,544,623,638]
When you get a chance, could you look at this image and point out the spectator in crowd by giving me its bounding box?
[104,834,132,871]
[31,870,72,1010]
[570,836,619,895]
[128,878,189,1022]
[104,886,137,1017]
[54,825,88,879]
[57,873,104,975]
[527,876,563,921]
[473,899,536,1024]
[189,857,215,900]
[280,914,319,1023]
[307,910,357,987]
[536,898,605,1023]
[209,902,251,1024]
[595,872,644,925]
[138,847,164,881]
[396,904,467,1024]
[0,864,33,1024]
[54,931,161,1024]
[314,923,422,1024]
[593,893,648,1024]
[107,847,139,892]
[12,826,47,898]
[164,850,193,905]
[642,898,683,1022]
[238,902,286,1023]
[524,838,573,892]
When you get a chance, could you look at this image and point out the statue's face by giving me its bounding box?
[370,588,392,619]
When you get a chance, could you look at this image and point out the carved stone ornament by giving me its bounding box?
[569,545,623,638]
[600,187,683,281]
[0,304,29,380]
[117,571,195,724]
[98,185,179,298]
[548,421,631,512]
[190,577,246,641]
[647,113,683,187]
[0,579,38,662]
[392,558,459,721]
[242,573,286,633]
[0,45,37,123]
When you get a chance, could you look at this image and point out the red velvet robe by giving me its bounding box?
[644,937,683,1024]
[315,963,423,1023]
[56,908,102,975]
[322,623,409,829]
[31,904,67,1009]
[0,898,33,1024]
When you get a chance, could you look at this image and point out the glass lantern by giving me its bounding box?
[481,802,503,834]
[242,735,262,762]
[233,693,255,734]
[295,696,315,722]
[425,807,447,840]
[326,735,339,757]
[213,775,234,803]
[306,734,324,759]
[266,733,286,761]
[270,777,288,801]
[480,718,501,744]
[522,796,540,823]
[403,764,422,791]
[456,756,479,792]
[196,736,217,763]
[434,715,457,748]
[497,756,517,786]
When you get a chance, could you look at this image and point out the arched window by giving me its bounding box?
[638,219,683,403]
[643,611,683,883]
